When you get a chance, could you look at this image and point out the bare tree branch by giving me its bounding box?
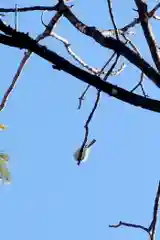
[149,181,160,240]
[77,54,119,165]
[0,11,62,112]
[131,71,147,97]
[1,22,160,112]
[135,0,160,72]
[55,4,160,88]
[0,5,58,13]
[109,221,150,234]
[107,0,119,40]
[77,52,116,110]
[121,2,160,32]
[109,181,160,239]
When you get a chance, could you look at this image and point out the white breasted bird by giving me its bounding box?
[0,153,11,184]
[0,125,10,184]
[74,139,96,165]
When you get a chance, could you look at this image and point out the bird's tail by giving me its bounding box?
[86,139,96,148]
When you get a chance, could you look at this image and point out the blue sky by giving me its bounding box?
[0,0,159,240]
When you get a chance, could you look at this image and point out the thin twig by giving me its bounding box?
[148,3,160,18]
[0,12,62,111]
[153,15,160,20]
[103,54,119,81]
[41,10,48,28]
[109,182,160,240]
[15,4,18,31]
[78,52,117,110]
[107,0,119,40]
[50,32,100,74]
[149,181,160,240]
[122,34,140,55]
[0,5,59,13]
[135,0,160,72]
[78,84,90,110]
[77,53,119,165]
[109,221,150,234]
[122,34,147,97]
[121,2,160,32]
[131,71,147,97]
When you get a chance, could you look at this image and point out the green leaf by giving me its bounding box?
[0,153,9,163]
[0,163,11,184]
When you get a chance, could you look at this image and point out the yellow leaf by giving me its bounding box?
[0,124,7,130]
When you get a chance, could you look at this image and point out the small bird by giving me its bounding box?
[74,139,96,164]
[0,153,11,184]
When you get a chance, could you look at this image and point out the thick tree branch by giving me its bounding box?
[0,30,160,112]
[1,6,160,88]
[53,4,160,88]
[135,0,160,72]
[0,5,58,13]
